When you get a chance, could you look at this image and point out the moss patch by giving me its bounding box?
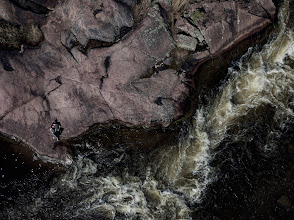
[190,9,205,22]
[132,0,152,27]
[0,19,44,51]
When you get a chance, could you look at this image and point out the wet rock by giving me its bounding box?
[0,0,275,161]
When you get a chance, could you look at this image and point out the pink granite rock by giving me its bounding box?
[0,1,188,162]
[0,0,276,162]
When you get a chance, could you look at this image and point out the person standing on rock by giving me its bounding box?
[50,119,64,141]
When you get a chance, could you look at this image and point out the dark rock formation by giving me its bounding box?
[0,0,276,162]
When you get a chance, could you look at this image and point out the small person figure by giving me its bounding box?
[50,119,64,141]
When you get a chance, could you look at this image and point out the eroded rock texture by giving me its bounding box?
[0,0,275,161]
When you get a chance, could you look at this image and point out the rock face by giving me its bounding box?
[0,0,275,161]
[182,0,276,67]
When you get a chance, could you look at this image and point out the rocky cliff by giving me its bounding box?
[0,0,276,162]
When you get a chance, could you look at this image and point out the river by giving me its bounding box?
[1,0,294,219]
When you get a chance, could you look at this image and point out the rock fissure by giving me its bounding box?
[45,84,63,98]
[113,0,134,11]
[0,96,37,121]
[100,56,111,88]
[97,89,116,119]
[55,76,62,85]
[9,0,52,14]
[60,38,78,63]
[93,9,103,17]
[256,1,274,21]
[41,95,51,112]
[181,78,196,89]
[177,31,193,38]
[83,40,114,53]
[0,52,14,71]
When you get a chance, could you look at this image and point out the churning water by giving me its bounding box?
[1,0,294,219]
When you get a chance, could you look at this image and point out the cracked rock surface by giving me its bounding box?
[0,0,275,161]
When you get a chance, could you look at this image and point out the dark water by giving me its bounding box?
[1,0,294,219]
[0,137,63,216]
[194,112,294,219]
